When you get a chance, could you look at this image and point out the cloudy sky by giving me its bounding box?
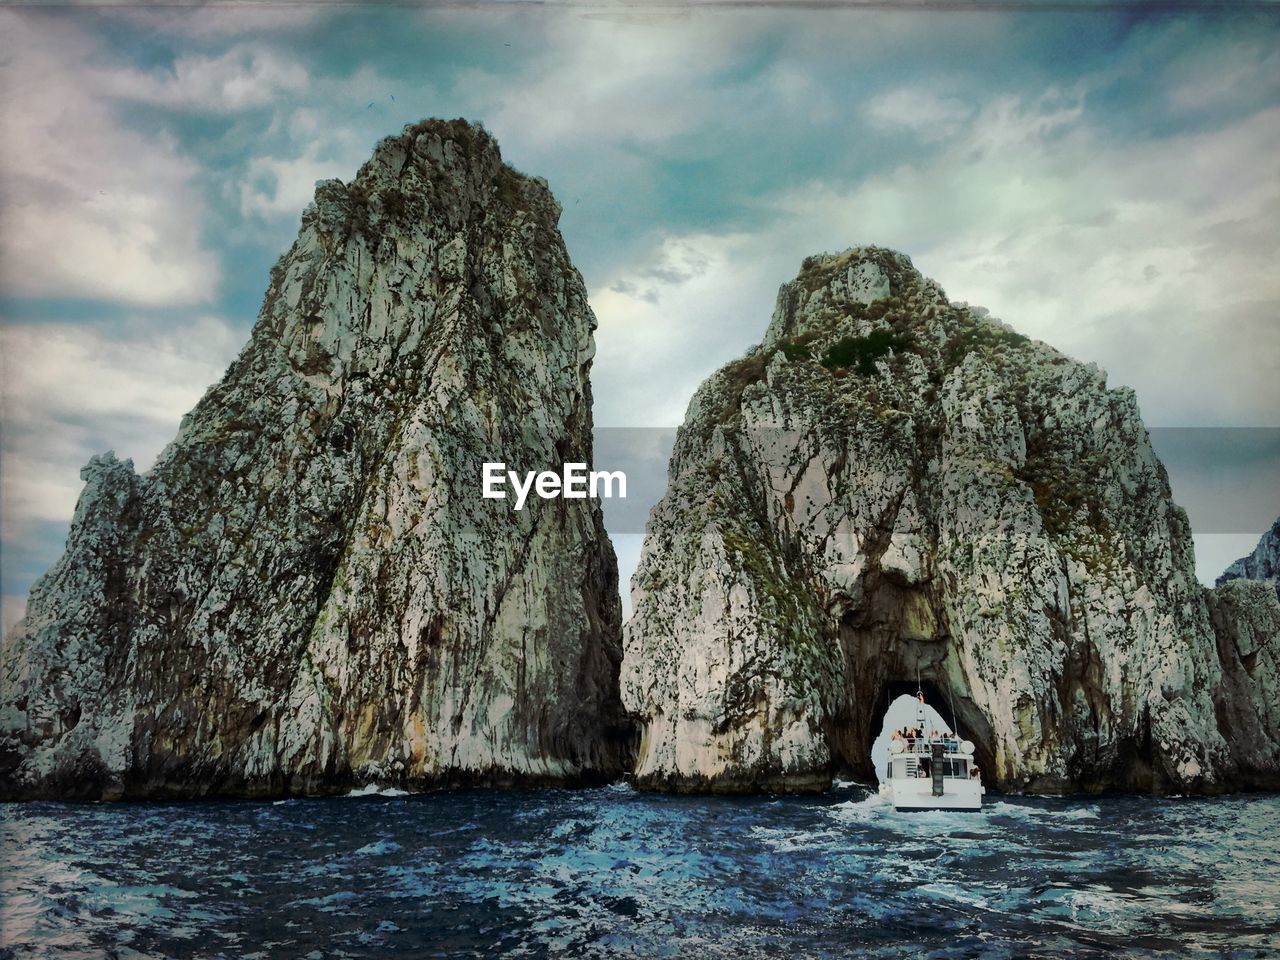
[1,1,1277,628]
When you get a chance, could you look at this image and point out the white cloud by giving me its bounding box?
[456,11,750,154]
[589,93,1116,427]
[239,146,348,219]
[611,533,645,621]
[234,81,412,221]
[0,315,242,539]
[103,46,309,112]
[621,91,1280,428]
[0,11,221,306]
[591,230,774,427]
[866,87,974,141]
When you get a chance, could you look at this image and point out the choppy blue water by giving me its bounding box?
[2,784,1278,959]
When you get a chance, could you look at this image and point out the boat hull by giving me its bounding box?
[880,779,983,812]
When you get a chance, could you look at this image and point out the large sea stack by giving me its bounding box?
[622,247,1279,795]
[0,119,632,800]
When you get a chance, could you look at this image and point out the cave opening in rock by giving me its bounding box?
[860,675,998,788]
[830,674,997,789]
[868,687,958,785]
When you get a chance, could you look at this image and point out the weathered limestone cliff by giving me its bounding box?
[0,119,632,800]
[622,247,1279,794]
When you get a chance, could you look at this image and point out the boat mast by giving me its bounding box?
[915,663,925,730]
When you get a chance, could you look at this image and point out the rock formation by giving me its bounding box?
[1206,517,1280,785]
[0,119,633,800]
[1217,516,1280,596]
[622,247,1280,794]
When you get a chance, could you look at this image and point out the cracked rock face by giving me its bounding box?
[622,247,1279,795]
[0,119,632,800]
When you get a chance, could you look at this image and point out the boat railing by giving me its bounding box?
[890,757,980,780]
[893,738,963,756]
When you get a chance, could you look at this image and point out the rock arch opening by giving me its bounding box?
[828,672,997,788]
[869,690,955,784]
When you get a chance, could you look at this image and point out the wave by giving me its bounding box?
[986,800,1100,822]
[354,839,402,856]
[828,794,891,823]
[914,880,993,910]
[750,824,845,851]
[344,784,411,798]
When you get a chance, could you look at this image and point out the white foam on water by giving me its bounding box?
[1060,805,1100,820]
[550,819,592,839]
[750,825,844,852]
[1038,883,1147,936]
[987,800,1100,822]
[296,890,359,913]
[343,784,410,798]
[915,880,992,910]
[354,839,402,856]
[828,794,890,823]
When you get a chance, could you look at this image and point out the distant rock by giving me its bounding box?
[1217,516,1280,596]
[622,247,1279,794]
[0,119,633,800]
[1206,515,1280,786]
[1206,578,1280,783]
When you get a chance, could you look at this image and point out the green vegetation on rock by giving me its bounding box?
[943,322,1030,367]
[820,330,909,375]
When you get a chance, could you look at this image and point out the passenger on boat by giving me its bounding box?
[971,765,980,779]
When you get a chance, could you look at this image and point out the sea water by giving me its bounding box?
[2,784,1278,958]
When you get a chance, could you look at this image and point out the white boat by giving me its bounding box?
[878,694,984,812]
